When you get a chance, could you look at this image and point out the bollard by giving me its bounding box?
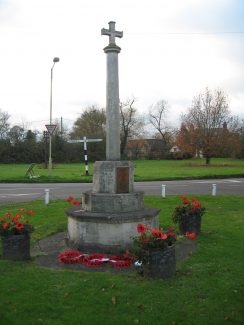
[212,184,217,196]
[161,184,166,198]
[44,189,50,205]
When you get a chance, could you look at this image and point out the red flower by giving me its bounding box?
[73,200,80,207]
[151,229,161,236]
[169,227,175,231]
[156,232,167,240]
[12,214,22,222]
[193,201,201,208]
[66,196,74,202]
[5,213,11,218]
[186,232,197,240]
[14,222,24,232]
[2,222,10,230]
[168,232,175,237]
[180,196,190,205]
[26,210,34,216]
[18,208,25,212]
[137,224,147,233]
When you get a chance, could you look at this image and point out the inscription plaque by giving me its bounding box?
[116,167,129,193]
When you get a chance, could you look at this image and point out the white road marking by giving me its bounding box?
[0,187,58,191]
[0,193,41,197]
[190,180,243,184]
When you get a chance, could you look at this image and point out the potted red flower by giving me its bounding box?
[0,208,34,260]
[133,224,177,278]
[172,196,206,235]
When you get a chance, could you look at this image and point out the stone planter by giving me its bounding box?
[179,215,201,235]
[139,245,176,279]
[1,233,30,261]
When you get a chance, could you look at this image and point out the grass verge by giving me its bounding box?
[0,196,243,324]
[0,158,243,183]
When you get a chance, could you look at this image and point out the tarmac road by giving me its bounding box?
[0,178,243,204]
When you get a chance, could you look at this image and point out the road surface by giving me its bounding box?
[0,178,243,204]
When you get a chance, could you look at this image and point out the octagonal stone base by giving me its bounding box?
[66,206,160,253]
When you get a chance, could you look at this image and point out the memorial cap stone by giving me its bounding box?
[101,21,123,45]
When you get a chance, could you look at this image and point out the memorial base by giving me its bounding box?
[66,206,160,253]
[66,160,160,253]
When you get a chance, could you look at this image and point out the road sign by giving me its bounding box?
[68,138,103,143]
[68,137,103,176]
[45,124,57,136]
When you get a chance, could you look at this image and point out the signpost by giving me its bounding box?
[43,131,49,168]
[45,124,57,136]
[68,137,103,175]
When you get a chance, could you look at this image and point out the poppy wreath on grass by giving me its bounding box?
[58,251,133,268]
[58,250,84,264]
[108,255,133,268]
[83,253,109,267]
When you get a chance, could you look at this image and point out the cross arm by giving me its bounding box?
[101,21,123,44]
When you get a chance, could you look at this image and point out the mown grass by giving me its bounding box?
[0,196,243,324]
[0,158,243,183]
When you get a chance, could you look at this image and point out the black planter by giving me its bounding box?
[179,215,201,235]
[1,233,30,260]
[141,245,176,278]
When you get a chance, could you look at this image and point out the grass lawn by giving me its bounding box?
[0,158,243,182]
[0,196,243,324]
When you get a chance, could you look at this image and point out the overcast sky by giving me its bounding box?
[0,0,243,132]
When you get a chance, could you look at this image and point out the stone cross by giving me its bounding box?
[101,21,123,161]
[101,21,123,44]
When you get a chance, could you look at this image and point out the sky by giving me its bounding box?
[0,0,244,133]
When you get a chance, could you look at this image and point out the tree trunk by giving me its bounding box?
[205,156,211,165]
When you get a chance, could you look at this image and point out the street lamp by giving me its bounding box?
[48,57,60,176]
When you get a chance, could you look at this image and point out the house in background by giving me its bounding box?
[124,139,169,159]
[169,145,180,154]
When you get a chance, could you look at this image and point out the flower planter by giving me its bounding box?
[1,233,30,261]
[179,215,201,235]
[140,245,176,278]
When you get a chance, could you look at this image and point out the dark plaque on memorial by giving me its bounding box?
[116,167,129,193]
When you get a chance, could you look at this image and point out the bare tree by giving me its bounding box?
[0,109,10,139]
[149,100,174,147]
[53,117,70,140]
[120,97,145,156]
[181,88,231,164]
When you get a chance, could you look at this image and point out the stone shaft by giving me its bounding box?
[104,45,121,160]
[102,21,123,161]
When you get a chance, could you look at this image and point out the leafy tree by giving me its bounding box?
[0,139,11,162]
[70,105,106,161]
[120,98,145,156]
[216,119,242,158]
[8,125,25,145]
[181,88,233,164]
[70,105,106,139]
[175,123,197,158]
[23,130,41,163]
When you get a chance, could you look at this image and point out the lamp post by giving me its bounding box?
[48,57,60,176]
